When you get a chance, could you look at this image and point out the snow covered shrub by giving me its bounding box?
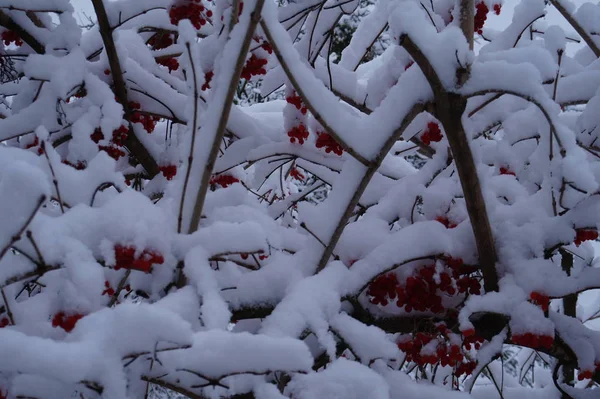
[1,0,600,397]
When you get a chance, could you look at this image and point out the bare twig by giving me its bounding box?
[0,195,46,263]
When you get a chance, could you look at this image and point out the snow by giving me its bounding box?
[3,0,600,398]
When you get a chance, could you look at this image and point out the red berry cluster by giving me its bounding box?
[102,280,115,296]
[511,332,553,349]
[499,166,516,176]
[397,326,481,377]
[99,145,126,161]
[289,167,305,181]
[114,245,164,273]
[420,122,443,145]
[240,253,268,260]
[436,216,457,229]
[367,257,480,313]
[91,128,104,143]
[241,54,268,80]
[577,365,600,381]
[286,93,308,115]
[128,101,160,133]
[148,33,174,50]
[288,124,310,145]
[529,292,550,312]
[160,164,177,180]
[493,4,501,15]
[52,312,84,332]
[1,30,22,46]
[316,133,343,156]
[92,124,130,161]
[157,57,180,72]
[474,2,489,34]
[0,317,9,328]
[210,174,240,188]
[574,229,598,247]
[169,0,212,29]
[202,71,214,90]
[366,273,398,306]
[111,125,129,146]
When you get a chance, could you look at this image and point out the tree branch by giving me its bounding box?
[459,0,474,50]
[0,10,45,54]
[315,102,426,273]
[548,0,600,58]
[261,19,372,167]
[90,0,159,177]
[187,0,267,234]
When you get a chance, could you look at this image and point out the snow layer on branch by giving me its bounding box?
[344,221,455,294]
[286,358,390,399]
[159,330,313,377]
[0,303,193,398]
[185,247,232,329]
[480,0,546,54]
[261,262,349,340]
[330,313,400,363]
[388,1,472,90]
[339,0,390,70]
[383,369,470,399]
[0,154,49,254]
[262,0,370,156]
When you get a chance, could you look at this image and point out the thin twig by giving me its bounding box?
[0,288,14,325]
[41,142,64,213]
[0,195,46,263]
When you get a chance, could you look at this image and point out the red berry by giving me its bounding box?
[202,71,214,90]
[315,132,343,156]
[159,165,177,180]
[210,174,240,188]
[462,328,476,337]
